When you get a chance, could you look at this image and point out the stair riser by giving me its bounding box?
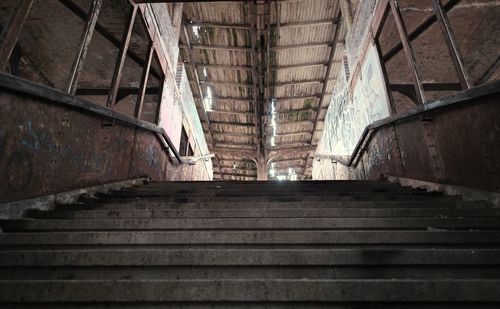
[1,280,500,302]
[3,218,500,231]
[1,249,499,266]
[29,208,500,219]
[2,231,500,245]
[2,266,500,280]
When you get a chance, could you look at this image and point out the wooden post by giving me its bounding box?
[431,0,472,89]
[0,0,34,71]
[339,0,353,32]
[390,0,426,104]
[107,5,138,107]
[171,3,184,42]
[65,0,103,94]
[135,41,155,119]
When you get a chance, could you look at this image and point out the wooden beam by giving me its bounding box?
[210,121,256,127]
[278,18,339,28]
[271,41,344,51]
[199,80,253,88]
[339,0,353,31]
[107,5,138,107]
[179,44,251,52]
[0,0,34,71]
[210,131,255,137]
[194,95,254,102]
[207,109,255,116]
[192,63,253,71]
[310,11,341,143]
[182,22,215,143]
[209,147,256,160]
[188,61,339,71]
[432,0,472,89]
[303,9,342,178]
[171,3,184,42]
[198,79,335,88]
[390,0,426,104]
[274,131,312,137]
[213,171,257,178]
[251,0,261,158]
[273,78,336,87]
[184,18,339,30]
[214,142,257,149]
[135,42,155,118]
[65,0,103,94]
[179,41,345,52]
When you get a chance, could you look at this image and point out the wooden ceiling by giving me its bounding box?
[177,0,347,180]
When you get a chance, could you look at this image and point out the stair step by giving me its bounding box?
[1,231,500,245]
[1,248,498,266]
[2,266,500,280]
[86,195,454,203]
[1,279,499,302]
[3,217,500,231]
[29,208,500,219]
[62,200,465,210]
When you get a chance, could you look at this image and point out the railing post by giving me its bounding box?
[65,0,103,95]
[107,4,138,107]
[390,0,426,104]
[431,0,472,89]
[0,0,34,71]
[135,40,155,119]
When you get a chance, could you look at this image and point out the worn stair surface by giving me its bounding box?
[1,180,500,308]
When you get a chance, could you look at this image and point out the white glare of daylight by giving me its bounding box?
[270,99,277,146]
[202,67,208,78]
[277,175,286,181]
[269,162,276,177]
[288,168,293,175]
[192,25,200,38]
[203,86,213,111]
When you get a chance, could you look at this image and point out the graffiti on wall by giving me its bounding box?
[317,42,390,157]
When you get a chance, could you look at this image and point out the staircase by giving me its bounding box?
[1,180,500,307]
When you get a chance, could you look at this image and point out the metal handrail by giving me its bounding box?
[328,80,500,168]
[0,73,184,164]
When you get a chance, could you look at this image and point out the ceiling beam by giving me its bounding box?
[213,171,257,178]
[179,40,345,52]
[184,18,339,30]
[179,44,251,51]
[214,142,257,149]
[310,11,342,147]
[186,61,340,71]
[210,131,255,137]
[181,19,225,176]
[210,121,256,127]
[273,78,336,87]
[209,147,257,159]
[303,10,342,178]
[271,40,345,51]
[197,79,336,88]
[207,109,255,116]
